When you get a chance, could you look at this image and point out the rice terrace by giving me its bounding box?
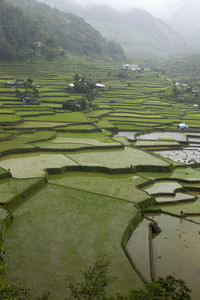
[1,57,200,299]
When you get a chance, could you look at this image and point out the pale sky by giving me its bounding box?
[75,0,200,18]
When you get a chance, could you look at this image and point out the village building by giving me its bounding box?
[22,97,38,104]
[63,100,82,111]
[4,79,25,88]
[122,64,141,71]
[95,83,105,89]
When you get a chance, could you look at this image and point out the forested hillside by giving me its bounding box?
[0,0,58,60]
[0,0,124,61]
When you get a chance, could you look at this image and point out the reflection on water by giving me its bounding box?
[127,218,151,282]
[0,152,76,178]
[114,131,136,140]
[154,149,200,164]
[150,214,200,300]
[137,131,187,142]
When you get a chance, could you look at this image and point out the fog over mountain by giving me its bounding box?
[39,0,200,36]
[39,0,174,16]
[39,0,190,57]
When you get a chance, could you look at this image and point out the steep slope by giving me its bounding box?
[0,0,124,61]
[9,0,124,60]
[39,0,185,58]
[0,0,58,60]
[80,6,185,58]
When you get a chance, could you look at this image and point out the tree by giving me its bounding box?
[70,75,98,101]
[0,264,30,300]
[66,256,112,300]
[112,276,191,300]
[66,257,191,300]
[0,257,191,299]
[24,79,39,98]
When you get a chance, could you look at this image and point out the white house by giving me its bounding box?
[69,83,75,88]
[95,83,105,88]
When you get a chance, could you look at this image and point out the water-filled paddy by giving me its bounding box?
[143,180,182,195]
[127,218,151,282]
[114,131,136,140]
[50,137,120,146]
[149,214,200,300]
[68,147,170,169]
[0,152,77,178]
[154,149,200,164]
[155,192,196,204]
[137,131,187,142]
[158,198,200,215]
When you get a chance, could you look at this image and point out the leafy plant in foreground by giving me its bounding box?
[66,257,191,300]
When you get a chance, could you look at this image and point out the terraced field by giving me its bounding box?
[0,60,200,299]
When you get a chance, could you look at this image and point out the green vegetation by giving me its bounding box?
[49,172,149,203]
[0,58,199,299]
[0,0,124,61]
[0,0,59,60]
[66,257,191,300]
[5,184,141,298]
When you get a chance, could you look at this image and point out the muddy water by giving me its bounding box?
[137,131,187,142]
[154,149,200,164]
[127,218,151,282]
[114,131,136,140]
[186,216,200,224]
[150,214,200,300]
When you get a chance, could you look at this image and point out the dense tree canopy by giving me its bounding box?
[0,0,124,61]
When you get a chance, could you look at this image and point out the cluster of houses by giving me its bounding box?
[65,79,106,111]
[18,91,38,105]
[4,79,25,88]
[119,64,152,77]
[174,81,200,109]
[174,81,200,95]
[34,41,42,57]
[68,81,106,91]
[121,64,151,73]
[63,100,82,111]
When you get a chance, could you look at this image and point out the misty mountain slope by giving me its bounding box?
[81,6,186,57]
[164,0,200,37]
[10,0,124,59]
[0,0,124,61]
[39,0,186,58]
[187,28,200,47]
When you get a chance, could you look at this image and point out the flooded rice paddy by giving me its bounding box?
[150,214,200,300]
[0,152,77,178]
[127,218,151,282]
[129,213,200,299]
[155,192,196,204]
[154,149,200,164]
[137,131,187,142]
[143,180,182,195]
[114,131,136,140]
